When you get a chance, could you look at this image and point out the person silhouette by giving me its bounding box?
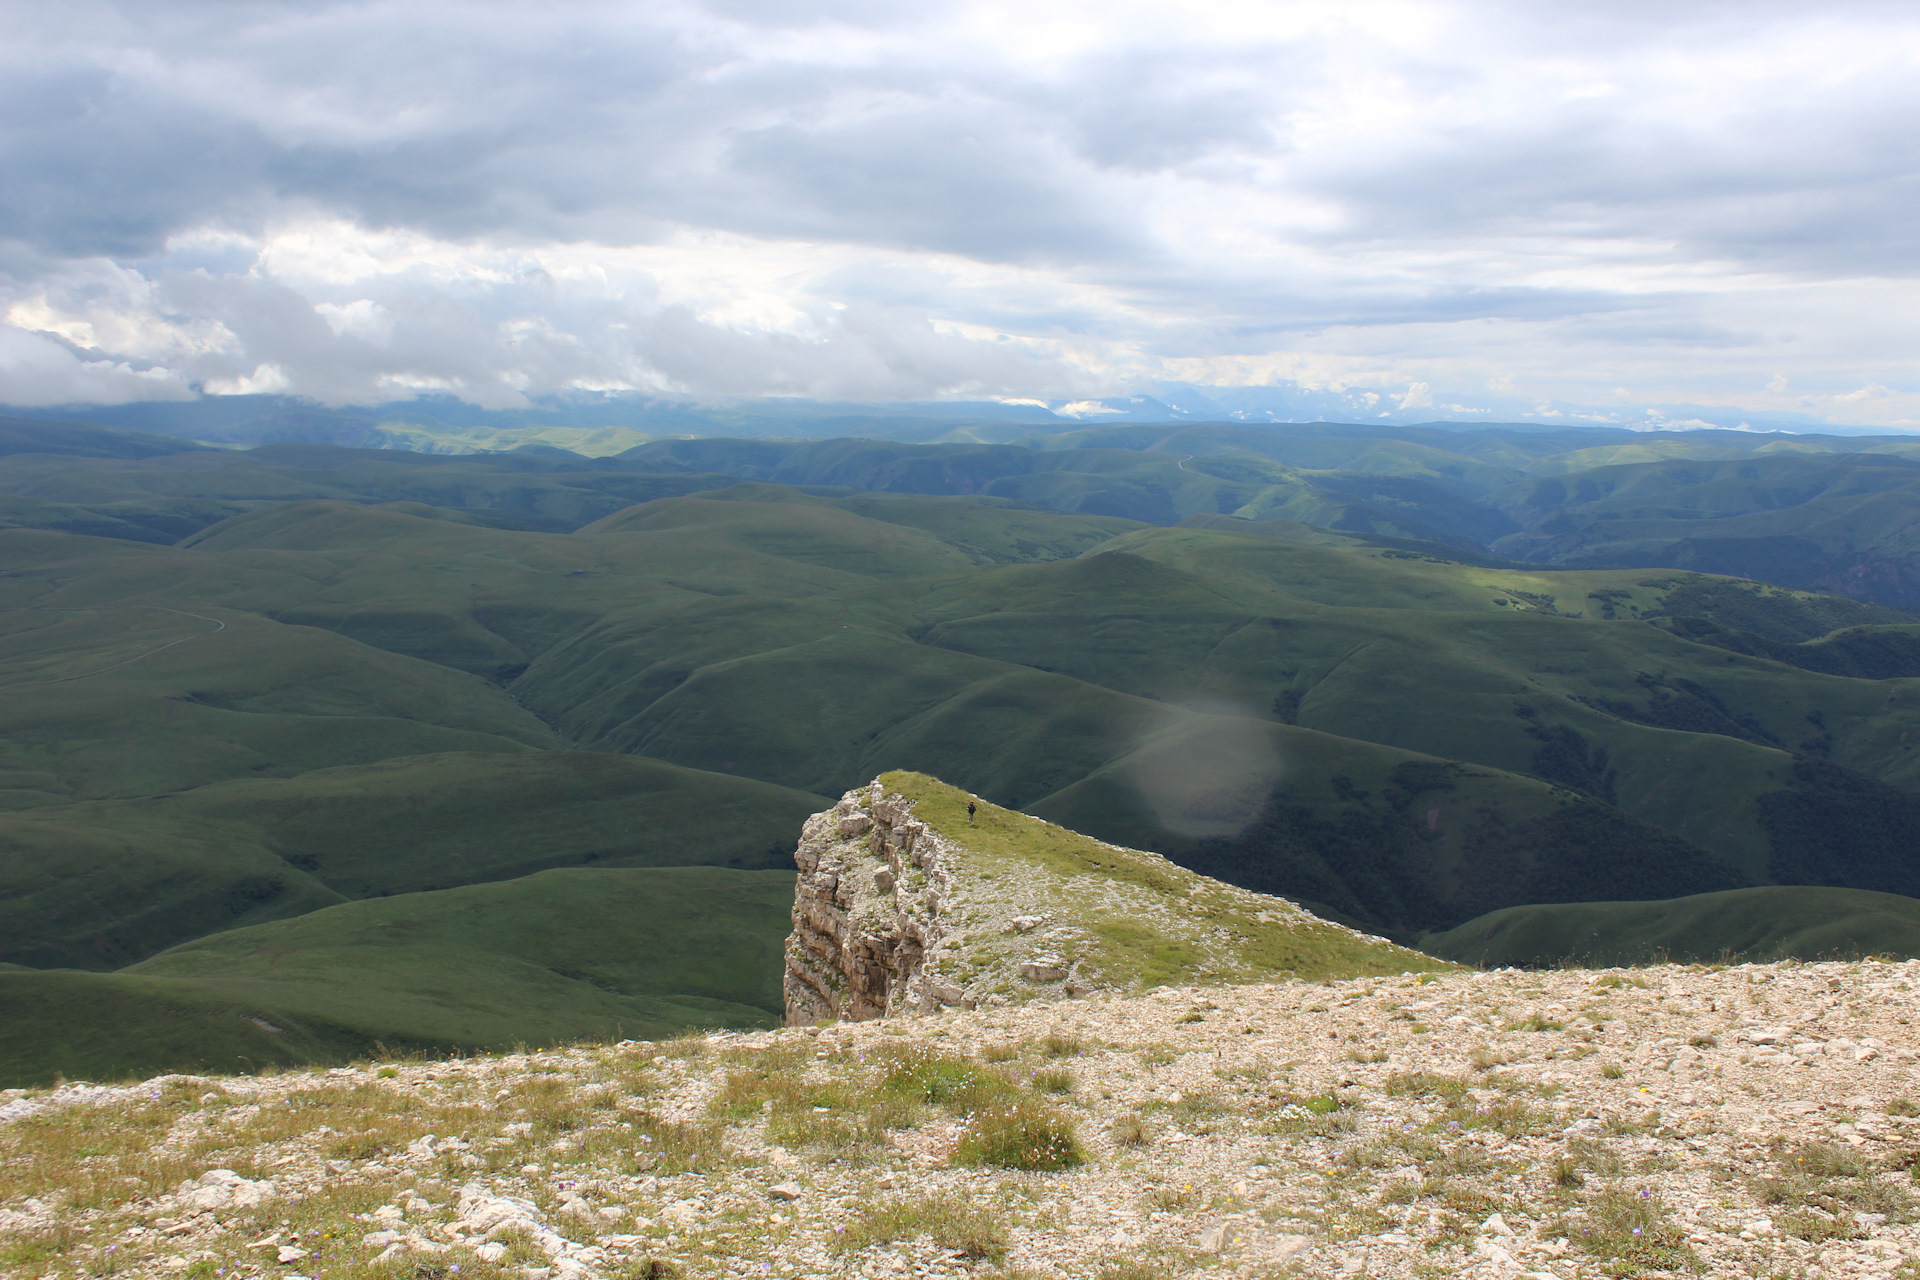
[967,800,977,824]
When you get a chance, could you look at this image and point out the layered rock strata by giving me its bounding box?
[784,782,956,1024]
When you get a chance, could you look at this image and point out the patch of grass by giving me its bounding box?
[1888,1097,1920,1118]
[951,1101,1085,1171]
[882,772,1442,986]
[873,1044,1015,1112]
[628,1111,727,1175]
[1432,1089,1558,1140]
[1258,1090,1357,1138]
[1553,1185,1700,1276]
[836,1192,1009,1262]
[1601,1061,1625,1079]
[1755,1139,1914,1230]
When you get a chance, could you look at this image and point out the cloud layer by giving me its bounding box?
[3,0,1918,424]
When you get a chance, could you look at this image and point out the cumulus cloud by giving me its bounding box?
[0,0,1916,422]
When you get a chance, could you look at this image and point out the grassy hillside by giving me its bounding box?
[7,486,1920,945]
[0,866,793,1086]
[4,426,1920,1070]
[0,752,823,970]
[1422,886,1920,968]
[882,771,1445,987]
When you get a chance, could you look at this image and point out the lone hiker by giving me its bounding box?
[967,799,977,824]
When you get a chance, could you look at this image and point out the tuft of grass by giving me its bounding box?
[1592,974,1651,990]
[1036,1032,1085,1058]
[836,1192,1010,1262]
[1601,1061,1625,1079]
[1109,1112,1151,1147]
[1887,1098,1920,1118]
[1029,1067,1074,1095]
[1386,1071,1469,1103]
[952,1101,1085,1171]
[1506,1014,1567,1032]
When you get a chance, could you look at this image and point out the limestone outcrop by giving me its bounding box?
[784,781,957,1024]
[782,772,1430,1025]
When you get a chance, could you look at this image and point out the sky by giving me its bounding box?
[3,0,1918,427]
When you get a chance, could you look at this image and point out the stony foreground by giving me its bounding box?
[4,959,1920,1280]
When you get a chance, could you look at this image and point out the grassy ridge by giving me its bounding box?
[883,771,1446,986]
[1422,886,1920,968]
[0,866,794,1087]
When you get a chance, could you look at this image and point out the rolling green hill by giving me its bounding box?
[0,866,794,1086]
[8,485,1920,946]
[5,418,1920,1079]
[1422,886,1920,969]
[0,751,822,970]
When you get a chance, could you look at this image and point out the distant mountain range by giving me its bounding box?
[14,388,1896,448]
[8,406,1920,608]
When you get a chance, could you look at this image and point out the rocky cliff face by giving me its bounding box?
[784,781,957,1025]
[783,772,1431,1025]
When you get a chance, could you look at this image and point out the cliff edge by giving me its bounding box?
[783,771,1438,1024]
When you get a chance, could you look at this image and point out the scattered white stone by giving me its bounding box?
[176,1170,274,1211]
